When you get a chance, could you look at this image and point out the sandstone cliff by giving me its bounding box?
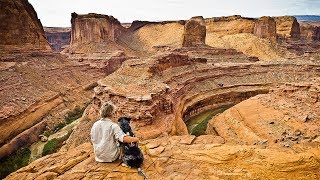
[254,16,277,41]
[70,13,125,45]
[274,16,301,40]
[44,27,71,51]
[205,15,255,36]
[63,13,135,59]
[207,79,320,148]
[0,0,51,52]
[60,46,319,147]
[182,16,206,47]
[118,21,185,54]
[300,22,320,41]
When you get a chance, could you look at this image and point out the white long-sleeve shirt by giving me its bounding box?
[90,118,126,162]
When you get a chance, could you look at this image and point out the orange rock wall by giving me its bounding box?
[205,15,255,36]
[274,16,301,39]
[254,16,277,41]
[0,0,51,51]
[70,13,126,45]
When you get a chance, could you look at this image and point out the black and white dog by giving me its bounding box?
[118,117,147,178]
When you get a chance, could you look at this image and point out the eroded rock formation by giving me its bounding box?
[3,4,320,179]
[59,46,320,148]
[70,13,126,44]
[0,0,51,52]
[207,78,320,148]
[205,15,255,36]
[182,16,206,47]
[7,134,320,179]
[44,27,71,51]
[274,16,301,40]
[62,13,134,59]
[119,21,185,54]
[254,16,277,41]
[300,22,320,41]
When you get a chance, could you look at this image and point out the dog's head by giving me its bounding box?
[118,117,132,134]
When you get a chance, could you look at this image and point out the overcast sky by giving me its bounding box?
[29,0,320,27]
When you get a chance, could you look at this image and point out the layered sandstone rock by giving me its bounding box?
[119,21,185,54]
[70,13,126,44]
[44,27,71,51]
[300,22,320,41]
[60,46,320,147]
[207,79,320,147]
[254,16,277,41]
[0,0,51,52]
[0,54,108,159]
[274,16,301,40]
[182,16,206,47]
[63,13,135,59]
[7,135,320,179]
[205,15,255,36]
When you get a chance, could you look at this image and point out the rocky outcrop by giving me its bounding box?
[182,16,206,47]
[62,13,134,59]
[0,0,51,52]
[44,27,71,51]
[207,78,320,147]
[7,135,320,179]
[254,16,277,41]
[70,13,126,45]
[61,46,320,145]
[0,52,116,159]
[205,15,255,36]
[300,22,320,41]
[118,21,184,54]
[274,16,301,40]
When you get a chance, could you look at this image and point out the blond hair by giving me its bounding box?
[100,101,116,118]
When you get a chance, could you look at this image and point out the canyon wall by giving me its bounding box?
[0,0,51,52]
[205,15,255,36]
[300,22,320,41]
[118,21,185,54]
[182,16,206,47]
[70,13,126,45]
[44,27,71,51]
[254,16,277,41]
[274,16,301,40]
[62,46,319,147]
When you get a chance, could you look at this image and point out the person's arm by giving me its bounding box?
[123,136,139,143]
[113,124,139,143]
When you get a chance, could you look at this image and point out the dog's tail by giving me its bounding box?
[138,168,148,179]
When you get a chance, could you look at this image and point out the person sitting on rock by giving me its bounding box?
[90,102,139,162]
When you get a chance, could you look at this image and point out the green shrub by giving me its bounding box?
[190,114,213,136]
[42,138,61,156]
[65,106,85,124]
[42,131,72,157]
[0,147,31,179]
[190,105,234,136]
